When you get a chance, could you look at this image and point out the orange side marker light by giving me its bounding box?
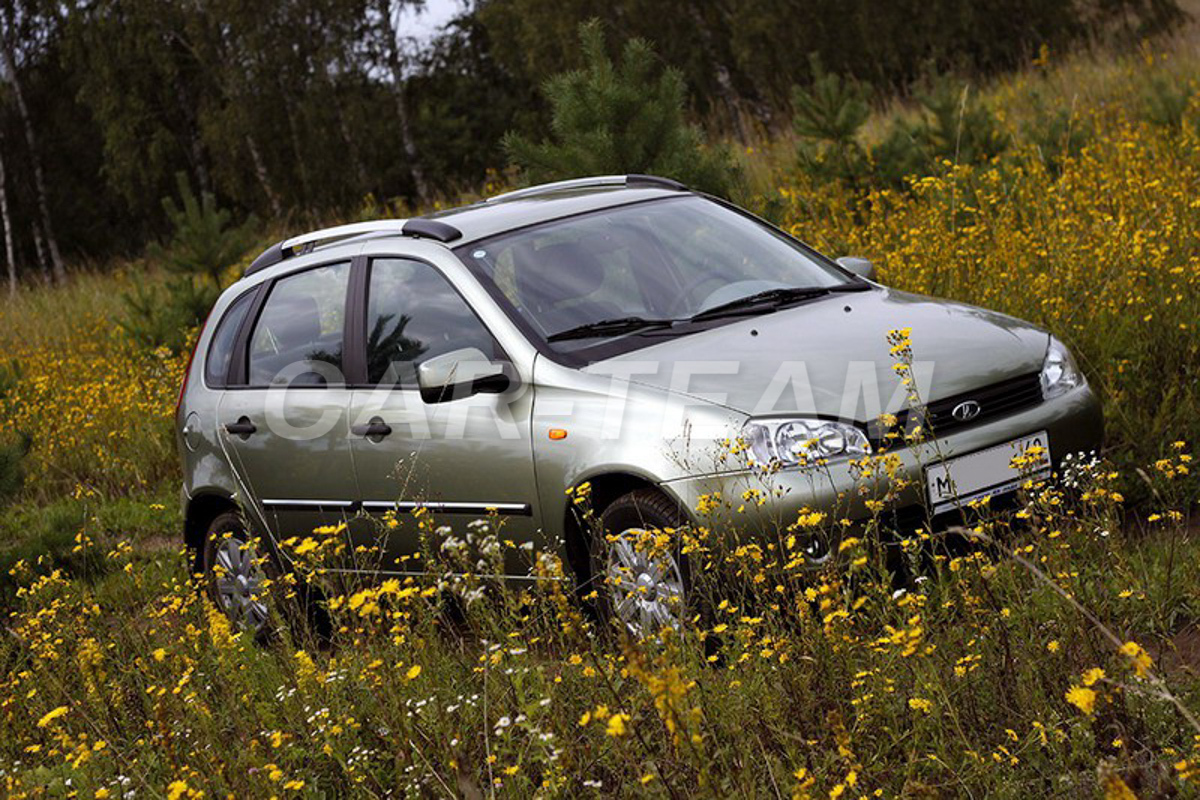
[549,428,568,441]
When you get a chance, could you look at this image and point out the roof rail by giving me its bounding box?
[626,174,688,191]
[282,219,408,252]
[244,218,463,277]
[486,174,687,204]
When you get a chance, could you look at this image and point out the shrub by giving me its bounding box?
[1022,103,1093,176]
[503,20,740,198]
[791,56,872,186]
[1140,73,1194,129]
[0,437,27,508]
[869,79,1008,188]
[121,173,256,352]
[868,119,935,188]
[118,272,219,353]
[792,73,1008,190]
[149,172,258,289]
[0,361,26,508]
[914,78,1009,167]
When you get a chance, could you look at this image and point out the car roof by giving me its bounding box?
[426,184,684,244]
[241,175,691,280]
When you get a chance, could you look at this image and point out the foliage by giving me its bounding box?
[792,74,1010,189]
[480,0,1183,121]
[913,78,1009,167]
[792,56,872,143]
[0,0,1188,284]
[867,120,934,188]
[120,174,251,352]
[1021,101,1094,177]
[148,173,258,290]
[1140,73,1195,129]
[118,273,220,353]
[791,57,872,185]
[0,360,26,508]
[503,20,740,198]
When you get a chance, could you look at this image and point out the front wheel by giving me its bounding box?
[597,490,692,638]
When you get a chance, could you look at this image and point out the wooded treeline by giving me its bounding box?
[0,0,1183,288]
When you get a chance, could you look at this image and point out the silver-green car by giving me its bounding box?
[177,175,1102,635]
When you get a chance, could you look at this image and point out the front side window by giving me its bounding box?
[365,258,499,387]
[249,262,350,386]
[457,196,851,356]
[205,289,254,387]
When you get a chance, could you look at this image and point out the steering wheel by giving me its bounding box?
[665,274,722,317]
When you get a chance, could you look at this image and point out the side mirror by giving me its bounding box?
[836,256,877,282]
[417,347,512,404]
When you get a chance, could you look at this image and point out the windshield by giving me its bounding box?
[456,196,854,356]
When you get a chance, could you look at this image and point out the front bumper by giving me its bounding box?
[661,383,1103,538]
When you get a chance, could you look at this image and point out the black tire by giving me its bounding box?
[593,489,693,637]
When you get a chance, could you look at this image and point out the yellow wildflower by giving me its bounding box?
[1065,685,1096,714]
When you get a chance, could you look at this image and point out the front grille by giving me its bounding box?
[867,371,1043,449]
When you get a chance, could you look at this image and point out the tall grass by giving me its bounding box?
[0,441,1195,796]
[0,271,187,501]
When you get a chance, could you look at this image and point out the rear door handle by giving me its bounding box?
[224,417,257,438]
[351,417,392,440]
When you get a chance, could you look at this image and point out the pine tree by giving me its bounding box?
[791,56,871,185]
[121,174,256,352]
[118,274,219,353]
[503,20,739,198]
[791,56,870,144]
[149,172,258,290]
[915,80,1008,167]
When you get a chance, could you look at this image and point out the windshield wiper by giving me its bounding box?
[547,316,678,342]
[689,283,870,323]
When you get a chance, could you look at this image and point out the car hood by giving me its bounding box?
[588,286,1049,420]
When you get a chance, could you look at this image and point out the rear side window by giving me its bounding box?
[365,258,499,387]
[249,262,351,386]
[204,290,254,387]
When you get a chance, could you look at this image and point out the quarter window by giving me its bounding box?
[365,258,499,386]
[205,290,254,387]
[249,262,350,386]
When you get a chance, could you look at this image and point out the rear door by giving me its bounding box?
[217,259,359,541]
[346,255,542,576]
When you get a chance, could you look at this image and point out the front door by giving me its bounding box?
[219,260,359,544]
[346,256,541,576]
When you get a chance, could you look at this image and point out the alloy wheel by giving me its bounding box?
[605,528,685,637]
[213,537,270,634]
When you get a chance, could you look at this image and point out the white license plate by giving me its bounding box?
[925,432,1051,515]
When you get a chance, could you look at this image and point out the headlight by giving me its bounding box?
[1040,337,1084,400]
[743,418,871,466]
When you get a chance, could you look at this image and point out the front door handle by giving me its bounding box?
[351,417,392,441]
[224,417,257,439]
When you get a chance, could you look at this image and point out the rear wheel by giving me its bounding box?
[596,490,691,638]
[203,512,273,640]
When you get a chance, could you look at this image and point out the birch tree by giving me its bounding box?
[0,2,63,283]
